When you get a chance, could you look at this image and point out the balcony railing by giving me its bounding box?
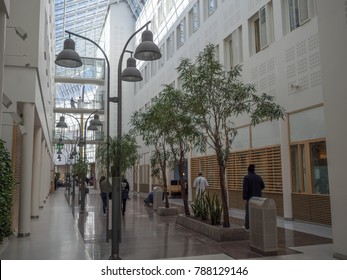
[55,57,106,80]
[54,96,104,110]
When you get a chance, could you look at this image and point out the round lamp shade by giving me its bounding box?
[134,30,162,61]
[121,57,143,82]
[55,38,83,68]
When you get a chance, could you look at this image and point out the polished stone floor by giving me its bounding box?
[0,187,335,260]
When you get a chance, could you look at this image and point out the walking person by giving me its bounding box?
[242,164,265,231]
[70,97,76,108]
[121,178,130,215]
[193,172,209,197]
[99,176,110,216]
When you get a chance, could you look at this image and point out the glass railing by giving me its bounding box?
[55,57,105,80]
[54,96,104,110]
[52,129,104,144]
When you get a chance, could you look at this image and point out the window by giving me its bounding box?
[151,60,157,77]
[224,26,243,68]
[291,140,329,194]
[189,1,200,35]
[158,45,165,69]
[158,1,164,26]
[208,0,217,16]
[166,0,174,14]
[204,0,217,20]
[177,19,186,49]
[144,64,150,83]
[249,1,274,55]
[288,0,309,31]
[166,32,174,60]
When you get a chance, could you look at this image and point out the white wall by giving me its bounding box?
[103,1,136,138]
[316,0,347,259]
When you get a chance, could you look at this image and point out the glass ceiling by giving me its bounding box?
[54,0,147,99]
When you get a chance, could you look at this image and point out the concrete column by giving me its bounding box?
[31,126,42,218]
[39,139,45,208]
[136,163,140,192]
[316,0,347,259]
[43,147,49,202]
[279,115,293,220]
[149,163,152,191]
[18,103,35,237]
[0,11,6,138]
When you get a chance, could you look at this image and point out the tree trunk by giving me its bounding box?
[179,152,190,215]
[217,156,230,227]
[161,166,169,208]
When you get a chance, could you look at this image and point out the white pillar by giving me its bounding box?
[18,103,35,237]
[279,116,293,220]
[39,139,45,208]
[44,147,49,202]
[31,126,42,218]
[317,0,347,259]
[136,163,140,192]
[0,11,6,138]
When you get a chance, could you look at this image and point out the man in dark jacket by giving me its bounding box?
[243,164,265,230]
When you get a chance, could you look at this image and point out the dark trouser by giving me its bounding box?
[101,192,107,214]
[122,199,127,215]
[244,201,249,229]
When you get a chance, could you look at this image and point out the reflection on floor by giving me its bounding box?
[0,187,334,260]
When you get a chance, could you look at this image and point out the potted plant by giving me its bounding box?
[0,139,14,243]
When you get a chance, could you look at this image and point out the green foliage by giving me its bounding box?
[72,155,89,179]
[191,190,222,225]
[0,139,14,243]
[190,190,208,220]
[96,132,139,177]
[131,85,205,213]
[205,192,223,225]
[178,43,285,227]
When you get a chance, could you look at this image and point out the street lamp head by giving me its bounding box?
[87,120,98,131]
[134,30,161,61]
[121,57,142,82]
[55,38,83,68]
[56,116,68,128]
[71,147,78,156]
[58,137,64,145]
[91,114,102,127]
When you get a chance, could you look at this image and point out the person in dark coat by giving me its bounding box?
[99,176,111,216]
[121,178,130,215]
[242,164,265,230]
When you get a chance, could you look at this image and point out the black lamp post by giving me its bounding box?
[108,21,161,260]
[56,110,101,211]
[55,21,161,260]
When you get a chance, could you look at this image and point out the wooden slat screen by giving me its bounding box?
[190,155,219,188]
[191,146,282,193]
[227,146,283,193]
[292,193,331,225]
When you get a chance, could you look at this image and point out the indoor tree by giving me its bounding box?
[131,104,172,208]
[177,43,285,227]
[96,132,139,180]
[131,85,203,213]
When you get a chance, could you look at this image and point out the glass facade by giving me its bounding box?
[291,140,329,195]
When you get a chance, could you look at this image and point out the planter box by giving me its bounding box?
[176,214,248,242]
[157,207,178,216]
